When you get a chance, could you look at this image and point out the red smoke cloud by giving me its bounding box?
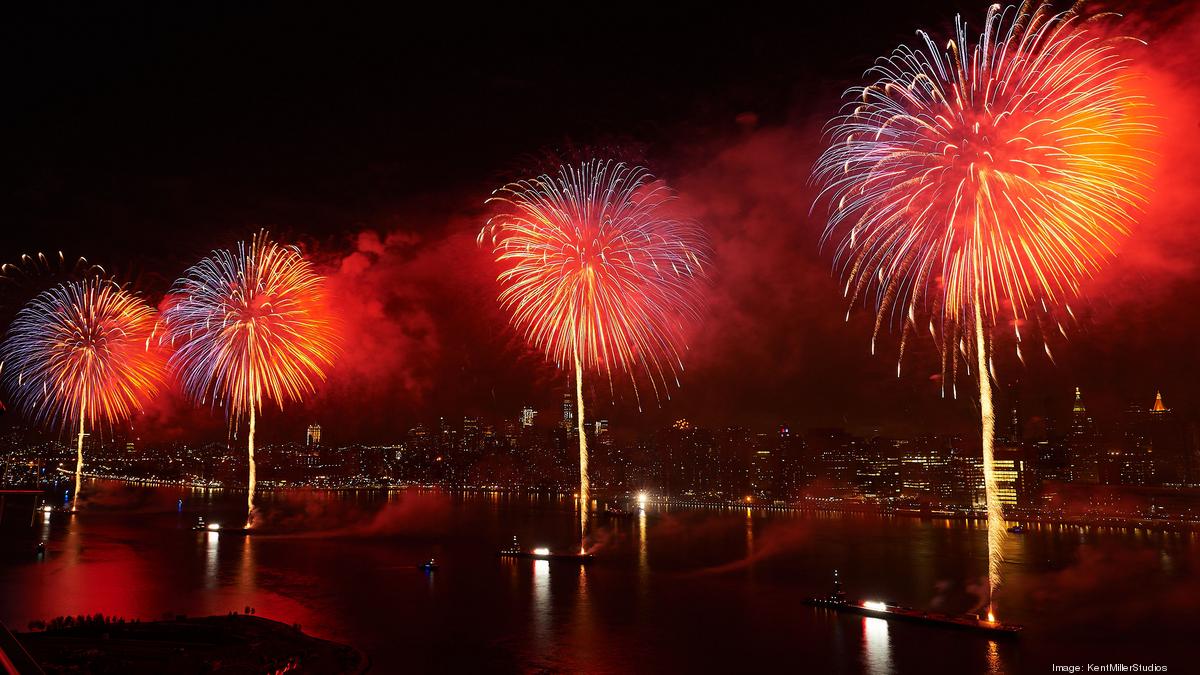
[325,229,446,402]
[307,217,563,441]
[252,489,453,537]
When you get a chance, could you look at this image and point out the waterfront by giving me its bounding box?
[2,482,1197,673]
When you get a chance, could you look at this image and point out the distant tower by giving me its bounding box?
[306,423,322,446]
[561,391,575,430]
[1068,388,1098,482]
[1151,391,1169,414]
[1145,390,1188,485]
[520,405,537,428]
[1070,387,1093,438]
[1006,382,1021,444]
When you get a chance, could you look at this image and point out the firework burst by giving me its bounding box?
[0,278,167,511]
[813,2,1154,611]
[162,232,337,528]
[480,159,709,549]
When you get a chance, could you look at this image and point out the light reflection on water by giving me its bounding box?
[862,616,892,675]
[745,507,754,554]
[237,535,255,596]
[532,558,551,653]
[637,509,648,576]
[204,531,218,589]
[986,639,1001,675]
[38,509,51,543]
[570,565,593,665]
[2,486,1197,673]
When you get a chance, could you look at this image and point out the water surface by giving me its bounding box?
[1,482,1196,673]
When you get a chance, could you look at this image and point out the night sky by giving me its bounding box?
[3,1,1199,443]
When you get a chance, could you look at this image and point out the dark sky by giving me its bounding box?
[3,2,1199,444]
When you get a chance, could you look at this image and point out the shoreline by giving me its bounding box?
[30,472,1200,534]
[16,613,368,674]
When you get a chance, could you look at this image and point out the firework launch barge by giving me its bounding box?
[497,538,594,564]
[804,571,1022,638]
[191,518,251,535]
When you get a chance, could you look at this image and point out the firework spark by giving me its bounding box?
[480,159,709,549]
[162,232,337,528]
[0,278,167,511]
[813,2,1154,611]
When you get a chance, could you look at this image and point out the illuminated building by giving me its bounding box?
[658,420,720,497]
[306,424,322,447]
[807,429,855,490]
[1138,391,1192,487]
[1117,400,1156,485]
[898,435,955,500]
[858,438,902,499]
[715,427,754,496]
[991,448,1023,507]
[774,424,808,499]
[520,406,537,428]
[1033,437,1069,484]
[1067,387,1100,483]
[943,439,984,507]
[1152,391,1167,413]
[561,391,575,431]
[750,448,774,499]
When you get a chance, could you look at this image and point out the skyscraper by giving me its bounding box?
[1005,382,1021,444]
[520,405,537,429]
[749,447,774,499]
[306,424,322,446]
[561,391,575,430]
[1068,387,1099,483]
[992,447,1025,507]
[1117,397,1157,485]
[1144,391,1190,486]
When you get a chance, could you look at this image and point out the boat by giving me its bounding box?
[804,570,1022,637]
[498,537,594,564]
[1006,524,1026,534]
[191,518,252,535]
[418,559,439,571]
[595,505,635,518]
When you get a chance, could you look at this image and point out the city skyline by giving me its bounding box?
[1,377,1186,446]
[6,383,1195,500]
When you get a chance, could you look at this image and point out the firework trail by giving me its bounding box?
[480,159,709,550]
[813,2,1154,613]
[0,252,106,291]
[162,232,337,528]
[0,278,167,511]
